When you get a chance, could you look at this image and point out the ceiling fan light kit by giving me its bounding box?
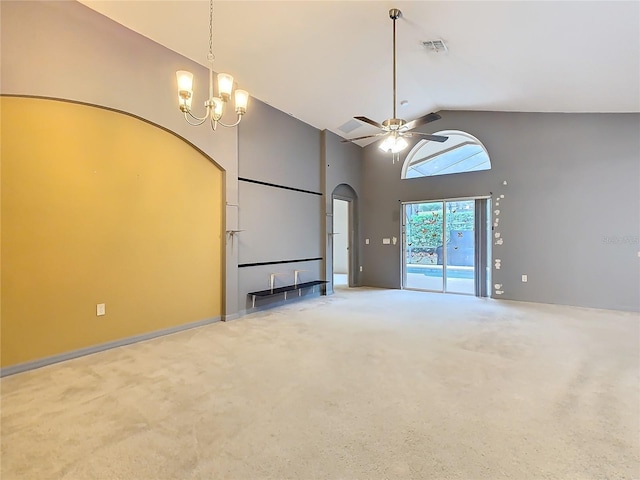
[342,8,448,162]
[175,0,249,131]
[379,133,408,154]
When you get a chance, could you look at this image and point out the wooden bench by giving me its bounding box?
[248,280,328,308]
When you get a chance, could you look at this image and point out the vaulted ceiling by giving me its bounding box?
[80,1,639,144]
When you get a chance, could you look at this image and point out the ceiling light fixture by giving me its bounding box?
[175,0,248,130]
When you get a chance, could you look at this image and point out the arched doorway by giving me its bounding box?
[330,184,359,291]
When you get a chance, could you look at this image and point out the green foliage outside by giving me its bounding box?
[407,203,474,251]
[408,211,443,249]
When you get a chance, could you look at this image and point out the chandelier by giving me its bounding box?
[175,0,248,130]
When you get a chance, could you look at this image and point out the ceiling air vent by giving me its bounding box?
[337,118,363,134]
[422,39,448,53]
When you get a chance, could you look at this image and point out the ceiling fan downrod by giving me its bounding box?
[389,8,401,121]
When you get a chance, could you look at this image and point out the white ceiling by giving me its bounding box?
[79,1,640,144]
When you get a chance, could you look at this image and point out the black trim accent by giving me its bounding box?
[239,257,323,268]
[239,177,322,196]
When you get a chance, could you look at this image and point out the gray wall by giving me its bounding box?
[5,2,636,314]
[237,100,323,313]
[361,111,640,311]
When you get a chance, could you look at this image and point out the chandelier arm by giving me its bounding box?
[217,115,244,128]
[184,111,209,126]
[210,116,218,131]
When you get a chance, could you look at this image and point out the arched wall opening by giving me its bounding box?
[330,183,359,291]
[1,96,224,370]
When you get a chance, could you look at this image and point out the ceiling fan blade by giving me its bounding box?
[403,112,442,131]
[341,133,386,143]
[354,116,384,129]
[408,132,449,143]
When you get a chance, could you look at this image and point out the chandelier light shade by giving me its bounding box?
[217,73,234,100]
[176,71,194,109]
[234,89,249,114]
[176,0,248,130]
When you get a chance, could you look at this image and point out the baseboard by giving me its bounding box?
[222,312,243,322]
[0,316,221,378]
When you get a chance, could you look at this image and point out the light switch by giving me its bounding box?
[383,238,391,245]
[97,303,106,316]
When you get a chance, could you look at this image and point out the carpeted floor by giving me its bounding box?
[1,288,639,479]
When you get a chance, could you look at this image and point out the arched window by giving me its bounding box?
[401,130,491,179]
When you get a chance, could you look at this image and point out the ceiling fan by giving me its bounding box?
[342,8,448,156]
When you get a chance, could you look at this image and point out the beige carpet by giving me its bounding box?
[1,288,639,479]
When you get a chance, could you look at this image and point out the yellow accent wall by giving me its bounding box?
[1,97,224,367]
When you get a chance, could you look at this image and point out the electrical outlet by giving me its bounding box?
[360,266,363,272]
[521,275,528,283]
[96,303,106,316]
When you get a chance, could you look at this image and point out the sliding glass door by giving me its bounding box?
[444,200,475,294]
[403,202,444,291]
[402,198,488,295]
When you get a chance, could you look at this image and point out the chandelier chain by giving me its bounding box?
[208,0,214,62]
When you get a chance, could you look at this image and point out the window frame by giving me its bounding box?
[401,130,491,179]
